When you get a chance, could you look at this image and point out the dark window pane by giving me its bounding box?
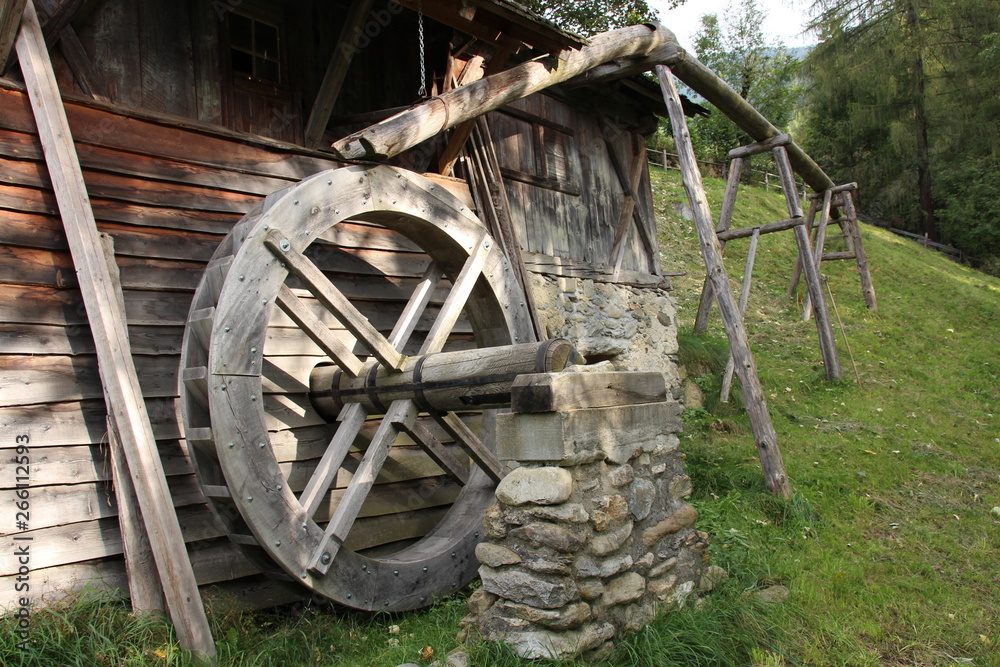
[255,56,280,83]
[230,13,252,50]
[254,21,279,60]
[231,48,253,76]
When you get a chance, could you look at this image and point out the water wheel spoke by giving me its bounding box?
[264,229,404,370]
[308,399,416,575]
[433,411,503,484]
[388,263,445,351]
[419,232,491,355]
[298,402,368,517]
[276,284,364,377]
[395,418,469,485]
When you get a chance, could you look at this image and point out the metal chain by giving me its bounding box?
[417,0,426,98]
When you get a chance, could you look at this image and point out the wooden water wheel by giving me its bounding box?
[178,165,576,610]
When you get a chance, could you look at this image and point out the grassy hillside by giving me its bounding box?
[3,169,997,666]
[651,166,1000,667]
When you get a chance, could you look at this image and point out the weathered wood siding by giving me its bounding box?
[55,0,427,144]
[0,84,471,610]
[487,93,658,276]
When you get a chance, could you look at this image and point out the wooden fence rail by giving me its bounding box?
[645,147,806,197]
[861,215,971,263]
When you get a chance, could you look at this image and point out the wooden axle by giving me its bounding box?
[309,339,576,419]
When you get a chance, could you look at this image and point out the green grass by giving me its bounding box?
[3,168,998,666]
[653,166,1000,667]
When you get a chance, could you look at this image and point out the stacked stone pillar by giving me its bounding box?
[461,370,708,660]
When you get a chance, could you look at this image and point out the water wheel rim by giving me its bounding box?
[181,165,532,610]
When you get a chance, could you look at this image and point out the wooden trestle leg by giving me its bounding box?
[656,64,792,499]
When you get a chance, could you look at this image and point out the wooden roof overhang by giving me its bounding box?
[393,0,587,56]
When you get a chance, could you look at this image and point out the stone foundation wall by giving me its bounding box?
[460,372,708,660]
[528,274,682,392]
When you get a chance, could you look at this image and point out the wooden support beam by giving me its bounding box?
[35,0,80,43]
[0,0,27,71]
[303,0,376,149]
[14,3,216,661]
[108,415,167,614]
[437,52,508,176]
[807,182,857,198]
[787,198,816,298]
[802,189,832,321]
[728,133,791,159]
[720,227,760,403]
[657,64,791,499]
[275,284,364,377]
[308,399,415,575]
[605,128,659,278]
[54,24,106,100]
[22,0,106,100]
[693,156,743,333]
[772,146,841,381]
[264,229,404,370]
[434,411,503,484]
[101,233,166,615]
[395,418,470,485]
[841,191,878,311]
[715,216,801,242]
[466,118,545,341]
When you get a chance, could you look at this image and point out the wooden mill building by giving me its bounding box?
[0,0,672,612]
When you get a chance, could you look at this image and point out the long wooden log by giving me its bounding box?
[566,27,837,195]
[666,56,834,194]
[657,64,791,499]
[330,23,684,161]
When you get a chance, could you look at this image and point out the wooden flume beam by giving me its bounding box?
[330,20,840,197]
[331,23,685,161]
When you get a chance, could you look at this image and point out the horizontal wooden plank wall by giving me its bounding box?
[487,93,659,279]
[0,85,473,611]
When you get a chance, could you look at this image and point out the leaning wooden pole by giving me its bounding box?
[656,64,791,498]
[15,2,216,661]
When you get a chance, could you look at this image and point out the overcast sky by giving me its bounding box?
[649,0,817,52]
